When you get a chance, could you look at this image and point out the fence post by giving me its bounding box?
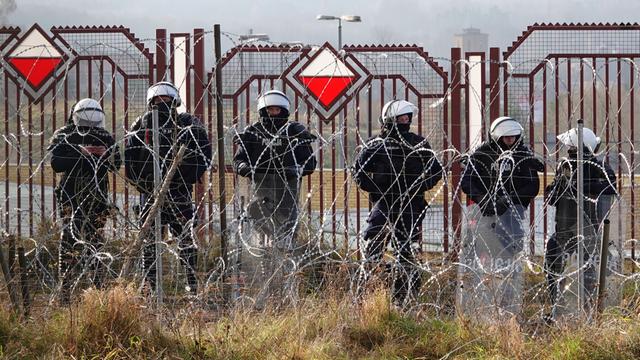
[489,47,501,121]
[450,47,463,260]
[193,28,207,250]
[156,29,167,82]
[214,24,229,303]
[17,247,30,317]
[151,107,164,305]
[576,119,585,315]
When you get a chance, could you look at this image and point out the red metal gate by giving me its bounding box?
[0,24,152,240]
[214,42,451,253]
[499,23,640,258]
[0,22,638,261]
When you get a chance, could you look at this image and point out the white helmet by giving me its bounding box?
[146,81,181,107]
[380,100,418,125]
[72,98,105,128]
[257,90,290,113]
[557,127,600,153]
[489,116,523,141]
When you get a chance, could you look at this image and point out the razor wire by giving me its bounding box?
[0,25,637,329]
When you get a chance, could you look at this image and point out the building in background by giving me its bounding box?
[453,27,489,54]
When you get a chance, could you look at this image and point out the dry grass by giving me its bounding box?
[0,282,638,359]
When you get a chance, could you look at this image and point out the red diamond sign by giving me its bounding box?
[298,48,357,108]
[284,42,369,121]
[6,25,63,89]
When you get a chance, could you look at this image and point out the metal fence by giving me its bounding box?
[0,22,638,317]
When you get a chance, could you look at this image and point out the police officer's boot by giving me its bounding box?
[392,264,412,308]
[59,232,78,305]
[87,232,107,290]
[543,233,565,321]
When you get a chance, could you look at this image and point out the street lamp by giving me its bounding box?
[316,14,362,49]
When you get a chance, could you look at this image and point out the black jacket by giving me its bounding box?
[233,120,317,178]
[545,153,617,213]
[124,111,212,195]
[461,140,543,213]
[48,125,121,215]
[352,129,443,209]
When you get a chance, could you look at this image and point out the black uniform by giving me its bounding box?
[124,107,212,292]
[233,117,317,248]
[353,126,443,305]
[544,151,617,310]
[234,119,317,179]
[458,138,542,316]
[461,140,544,217]
[48,124,121,302]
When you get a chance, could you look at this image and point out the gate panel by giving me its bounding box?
[503,24,640,258]
[216,42,449,252]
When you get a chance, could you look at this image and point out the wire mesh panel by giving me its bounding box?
[499,23,640,321]
[0,23,153,309]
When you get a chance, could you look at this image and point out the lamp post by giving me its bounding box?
[316,15,362,49]
[316,15,361,171]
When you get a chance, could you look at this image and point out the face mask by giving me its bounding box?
[263,117,287,130]
[154,101,174,115]
[396,123,411,133]
[567,147,592,159]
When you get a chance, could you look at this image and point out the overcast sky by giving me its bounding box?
[6,0,640,59]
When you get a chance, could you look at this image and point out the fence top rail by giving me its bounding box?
[504,22,640,60]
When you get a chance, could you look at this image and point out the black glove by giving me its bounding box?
[479,195,511,216]
[559,176,575,198]
[546,175,571,206]
[494,195,511,216]
[587,179,616,196]
[283,166,302,179]
[236,162,252,178]
[478,195,495,216]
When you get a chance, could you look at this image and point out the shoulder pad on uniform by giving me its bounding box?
[410,133,431,147]
[248,121,267,133]
[365,135,384,144]
[515,143,534,153]
[177,113,204,127]
[234,131,253,144]
[362,137,386,150]
[468,142,484,156]
[286,122,316,140]
[242,122,266,138]
[130,115,146,130]
[93,126,111,135]
[474,141,493,152]
[409,132,426,142]
[54,124,75,135]
[556,157,572,170]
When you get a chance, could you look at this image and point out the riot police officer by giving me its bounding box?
[233,90,317,249]
[352,100,443,307]
[49,98,121,304]
[544,126,617,317]
[458,116,543,317]
[124,81,212,295]
[233,90,316,307]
